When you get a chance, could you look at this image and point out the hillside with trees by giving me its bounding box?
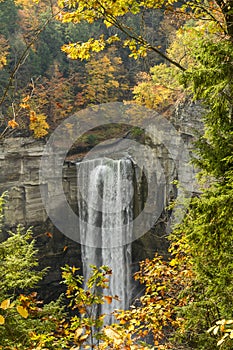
[0,0,166,139]
[0,0,232,349]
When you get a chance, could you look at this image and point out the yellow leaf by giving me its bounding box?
[16,305,28,319]
[104,327,121,340]
[128,324,135,332]
[0,299,10,310]
[170,259,178,266]
[217,334,228,346]
[79,334,89,342]
[226,320,233,324]
[74,327,83,339]
[0,315,5,325]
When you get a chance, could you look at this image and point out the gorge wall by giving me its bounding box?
[0,100,203,302]
[0,137,81,301]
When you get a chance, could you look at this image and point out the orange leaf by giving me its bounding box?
[104,296,112,304]
[120,319,127,324]
[8,120,19,129]
[56,102,63,108]
[45,232,53,238]
[19,103,30,109]
[79,307,86,314]
[30,110,36,118]
[22,95,30,102]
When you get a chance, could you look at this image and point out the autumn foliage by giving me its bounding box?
[0,1,233,349]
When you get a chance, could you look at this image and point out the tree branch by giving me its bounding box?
[95,1,186,71]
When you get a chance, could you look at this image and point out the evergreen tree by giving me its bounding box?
[0,193,63,349]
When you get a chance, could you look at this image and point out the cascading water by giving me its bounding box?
[76,157,134,322]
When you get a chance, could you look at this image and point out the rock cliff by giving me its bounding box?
[0,100,203,301]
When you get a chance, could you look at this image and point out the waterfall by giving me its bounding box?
[76,157,134,322]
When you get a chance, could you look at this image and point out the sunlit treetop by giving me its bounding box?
[57,0,233,69]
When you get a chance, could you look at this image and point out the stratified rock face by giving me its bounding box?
[0,137,78,227]
[0,138,46,225]
[0,137,81,302]
[171,97,204,138]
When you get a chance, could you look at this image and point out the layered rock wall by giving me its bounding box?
[0,138,80,301]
